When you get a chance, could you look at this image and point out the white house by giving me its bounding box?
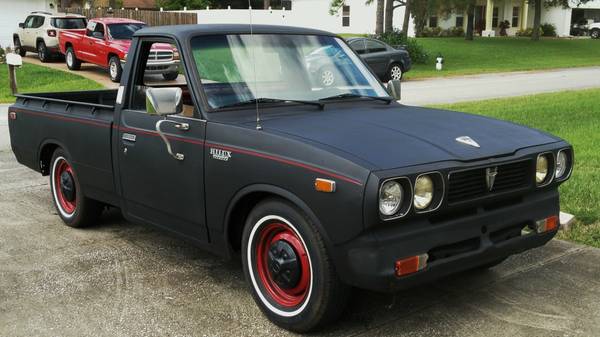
[183,0,414,36]
[0,0,58,48]
[427,0,600,37]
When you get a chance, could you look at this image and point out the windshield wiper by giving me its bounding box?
[218,97,324,110]
[319,93,394,104]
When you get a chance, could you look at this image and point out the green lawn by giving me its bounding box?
[436,89,600,247]
[0,63,103,103]
[407,37,600,79]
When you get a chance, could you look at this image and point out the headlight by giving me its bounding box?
[555,150,569,180]
[414,175,434,210]
[536,153,553,185]
[379,180,403,216]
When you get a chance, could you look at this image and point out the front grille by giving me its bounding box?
[448,160,532,204]
[149,50,173,61]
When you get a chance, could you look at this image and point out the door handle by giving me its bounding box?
[155,119,187,161]
[122,133,136,142]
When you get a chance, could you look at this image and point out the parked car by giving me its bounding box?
[347,37,411,81]
[13,11,87,62]
[9,24,573,332]
[58,18,179,82]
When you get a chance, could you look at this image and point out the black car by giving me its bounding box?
[347,37,411,81]
[8,24,572,333]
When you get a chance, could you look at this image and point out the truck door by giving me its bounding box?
[80,21,105,63]
[116,39,208,242]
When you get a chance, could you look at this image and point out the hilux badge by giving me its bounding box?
[486,167,498,191]
[210,148,232,161]
[455,136,480,148]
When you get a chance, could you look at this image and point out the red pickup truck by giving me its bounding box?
[58,17,179,82]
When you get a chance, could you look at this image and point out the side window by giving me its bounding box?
[86,21,104,38]
[365,40,387,53]
[24,16,35,28]
[350,40,367,55]
[33,16,45,28]
[130,40,194,118]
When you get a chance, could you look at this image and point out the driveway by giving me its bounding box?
[1,105,600,336]
[402,67,600,106]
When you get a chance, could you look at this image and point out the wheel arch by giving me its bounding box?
[38,139,70,176]
[224,184,332,257]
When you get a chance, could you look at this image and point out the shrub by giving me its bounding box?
[371,29,430,64]
[516,27,544,37]
[541,23,557,37]
[0,47,5,65]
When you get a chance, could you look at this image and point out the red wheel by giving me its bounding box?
[242,199,349,332]
[52,156,77,217]
[255,220,312,308]
[50,149,103,227]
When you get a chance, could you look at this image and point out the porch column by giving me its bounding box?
[484,0,495,36]
[521,0,529,30]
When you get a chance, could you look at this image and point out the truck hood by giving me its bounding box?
[257,104,560,170]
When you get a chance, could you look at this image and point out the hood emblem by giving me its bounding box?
[486,167,498,191]
[455,136,480,148]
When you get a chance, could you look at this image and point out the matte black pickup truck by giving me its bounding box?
[9,24,573,332]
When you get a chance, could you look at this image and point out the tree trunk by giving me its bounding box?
[385,0,394,32]
[466,4,475,41]
[376,0,385,35]
[531,0,542,41]
[402,0,411,38]
[263,0,270,9]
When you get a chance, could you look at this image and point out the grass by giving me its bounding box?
[436,89,600,248]
[406,37,600,79]
[0,63,103,103]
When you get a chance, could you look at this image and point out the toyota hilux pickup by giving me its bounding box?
[8,24,573,333]
[58,18,179,82]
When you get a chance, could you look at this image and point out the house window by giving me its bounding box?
[492,7,499,28]
[456,16,464,27]
[512,7,520,28]
[282,0,292,10]
[342,5,350,27]
[429,16,438,28]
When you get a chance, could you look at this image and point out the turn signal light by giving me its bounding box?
[535,215,559,233]
[315,178,336,193]
[8,111,17,120]
[395,254,428,277]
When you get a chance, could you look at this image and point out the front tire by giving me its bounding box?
[65,47,81,70]
[50,149,103,228]
[14,37,26,57]
[108,56,122,82]
[162,71,179,81]
[387,63,404,81]
[242,198,349,332]
[37,41,50,62]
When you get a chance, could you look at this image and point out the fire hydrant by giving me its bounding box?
[436,54,444,71]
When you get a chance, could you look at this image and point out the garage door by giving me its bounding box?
[0,0,52,48]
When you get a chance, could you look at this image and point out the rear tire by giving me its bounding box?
[66,47,81,70]
[242,198,349,332]
[50,149,103,228]
[386,63,403,81]
[162,71,179,81]
[37,41,50,62]
[109,56,122,82]
[14,37,26,57]
[591,29,600,39]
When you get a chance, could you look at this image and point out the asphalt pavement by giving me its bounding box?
[1,103,600,336]
[401,67,600,106]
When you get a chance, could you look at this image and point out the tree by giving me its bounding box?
[157,0,212,10]
[401,0,411,38]
[384,0,406,33]
[263,0,270,9]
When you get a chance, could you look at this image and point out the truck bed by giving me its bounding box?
[8,89,118,205]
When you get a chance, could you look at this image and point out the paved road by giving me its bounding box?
[401,67,600,106]
[1,104,600,336]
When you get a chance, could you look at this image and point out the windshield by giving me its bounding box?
[108,23,146,40]
[190,34,388,109]
[51,18,87,29]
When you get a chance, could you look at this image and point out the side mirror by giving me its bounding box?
[19,23,25,28]
[387,79,401,101]
[146,87,183,116]
[92,31,104,39]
